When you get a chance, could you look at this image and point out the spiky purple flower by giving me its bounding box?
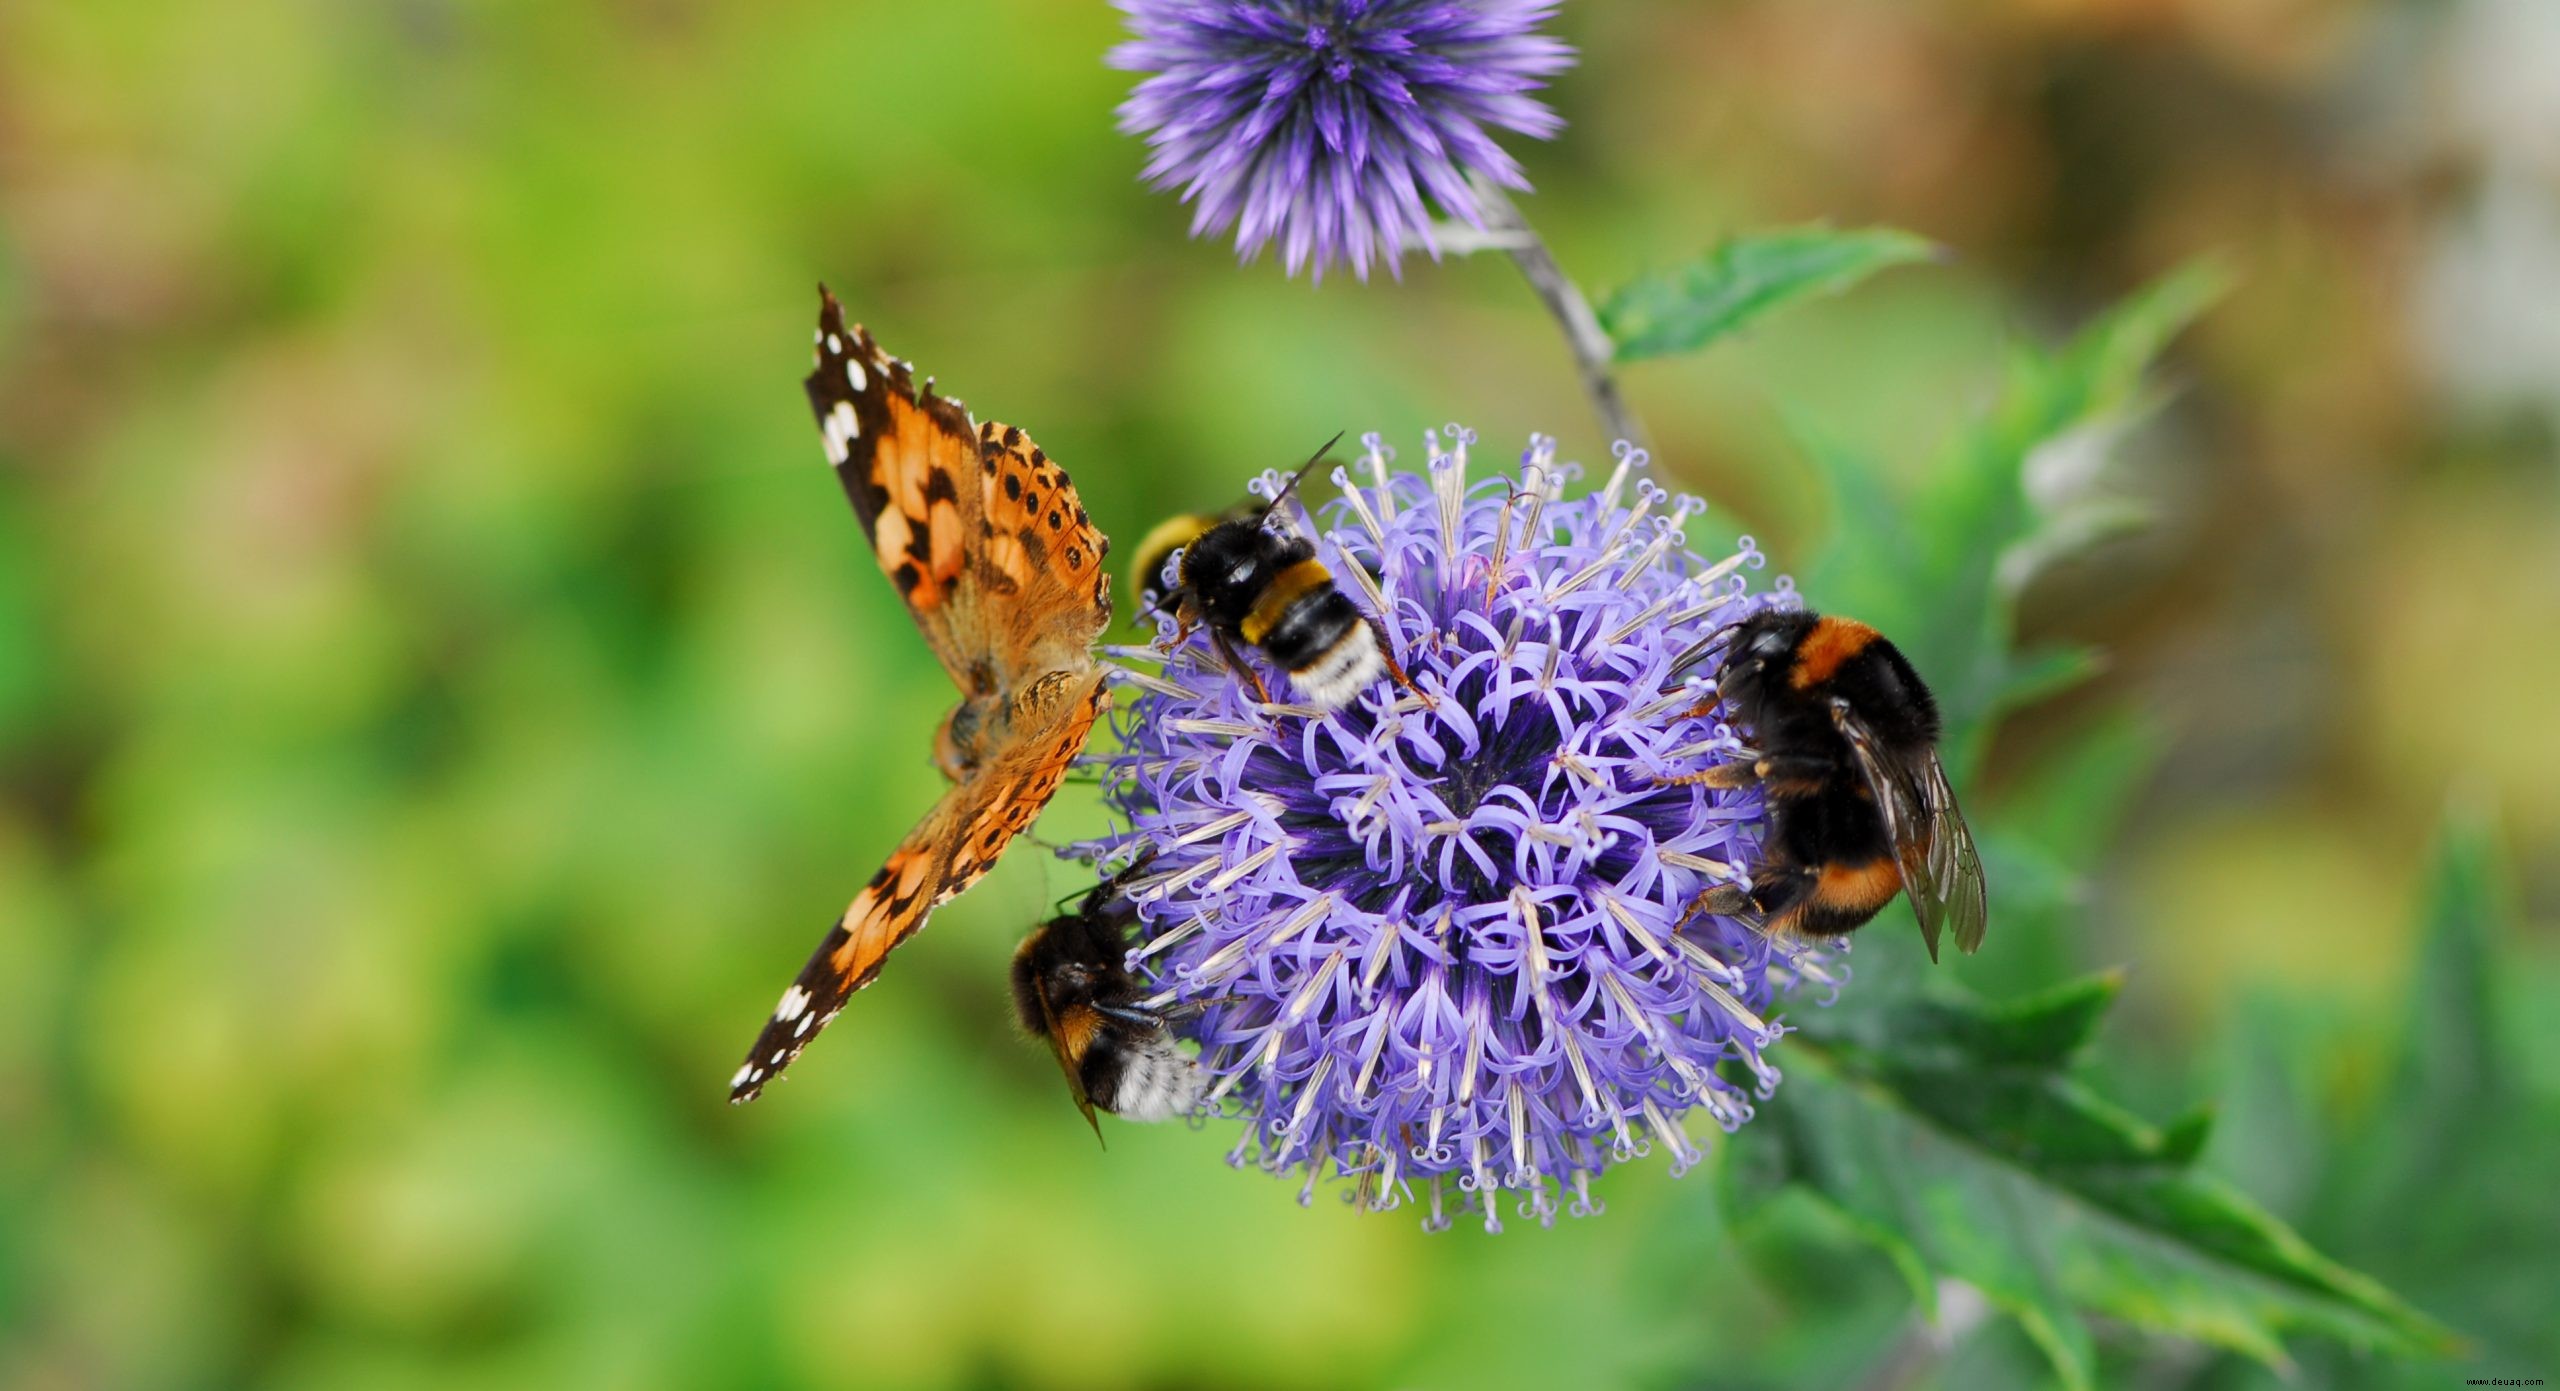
[1079,430,1842,1230]
[1109,1,1573,281]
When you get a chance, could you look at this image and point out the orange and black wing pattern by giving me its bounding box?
[728,674,1108,1103]
[805,288,989,687]
[727,289,1112,1104]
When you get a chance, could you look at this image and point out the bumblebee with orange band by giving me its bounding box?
[1010,862,1206,1139]
[1134,436,1418,712]
[1664,608,1989,961]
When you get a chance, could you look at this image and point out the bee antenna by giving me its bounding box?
[1665,620,1745,685]
[1262,430,1347,517]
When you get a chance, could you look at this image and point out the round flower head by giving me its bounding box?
[1082,430,1842,1230]
[1109,0,1573,281]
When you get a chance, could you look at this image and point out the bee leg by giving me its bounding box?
[1205,626,1273,705]
[1661,753,1838,795]
[1684,863,1817,928]
[1659,760,1763,790]
[1368,613,1437,709]
[1685,882,1755,919]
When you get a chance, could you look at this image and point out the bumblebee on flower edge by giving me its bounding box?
[1131,437,1423,713]
[1663,610,1989,963]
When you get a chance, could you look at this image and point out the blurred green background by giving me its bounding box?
[4,1,2557,1387]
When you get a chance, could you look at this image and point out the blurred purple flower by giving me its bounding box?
[1079,430,1840,1230]
[1109,1,1573,281]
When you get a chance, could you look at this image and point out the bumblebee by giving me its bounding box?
[1132,436,1408,712]
[1010,873,1205,1137]
[1667,609,1988,961]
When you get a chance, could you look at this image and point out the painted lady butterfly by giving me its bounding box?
[729,288,1112,1104]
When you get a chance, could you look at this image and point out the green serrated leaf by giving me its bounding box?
[2396,798,2513,1114]
[2324,796,2526,1266]
[2159,1107,2217,1167]
[1740,982,2458,1383]
[2243,799,2560,1385]
[1600,225,1938,363]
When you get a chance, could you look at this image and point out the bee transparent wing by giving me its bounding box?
[1898,748,1989,958]
[1032,979,1106,1143]
[1830,698,1989,961]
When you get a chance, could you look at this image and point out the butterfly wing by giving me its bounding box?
[729,672,1110,1103]
[968,413,1113,678]
[806,287,993,691]
[733,291,1115,1104]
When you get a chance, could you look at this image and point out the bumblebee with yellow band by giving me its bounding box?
[1133,436,1415,712]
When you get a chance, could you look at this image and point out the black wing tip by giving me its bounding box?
[728,1058,776,1104]
[728,1022,810,1105]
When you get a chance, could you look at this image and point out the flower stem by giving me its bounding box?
[1468,176,1649,454]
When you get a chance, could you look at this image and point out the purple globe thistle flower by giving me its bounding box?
[1078,430,1843,1231]
[1109,1,1573,282]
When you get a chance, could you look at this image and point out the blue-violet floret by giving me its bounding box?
[1079,430,1843,1230]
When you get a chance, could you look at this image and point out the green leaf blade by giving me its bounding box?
[1600,225,1939,363]
[1737,984,2459,1383]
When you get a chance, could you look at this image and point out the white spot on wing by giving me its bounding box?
[731,1063,755,1090]
[821,399,860,465]
[826,333,842,354]
[775,984,811,1022]
[845,358,867,392]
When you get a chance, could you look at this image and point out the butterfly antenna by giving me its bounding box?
[1263,430,1347,517]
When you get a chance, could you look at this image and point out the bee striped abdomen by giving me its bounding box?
[1238,557,1333,647]
[1804,856,1904,924]
[1253,568,1380,711]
